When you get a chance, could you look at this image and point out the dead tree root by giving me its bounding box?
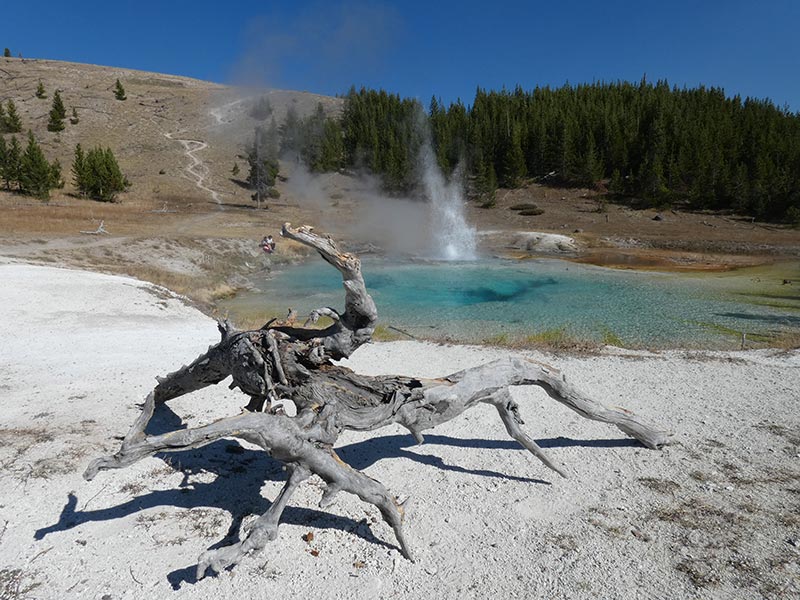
[84,223,669,577]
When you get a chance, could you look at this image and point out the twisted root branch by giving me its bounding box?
[83,223,668,578]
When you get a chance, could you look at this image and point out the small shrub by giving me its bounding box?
[518,208,544,216]
[268,187,281,199]
[509,203,538,210]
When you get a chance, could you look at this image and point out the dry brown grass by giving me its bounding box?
[0,568,41,599]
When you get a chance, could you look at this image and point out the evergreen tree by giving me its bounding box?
[70,107,79,125]
[249,96,273,120]
[0,137,6,187]
[318,118,345,171]
[49,159,63,190]
[332,81,800,221]
[262,118,280,161]
[72,145,128,201]
[498,125,526,187]
[247,127,279,208]
[3,100,22,133]
[2,136,21,189]
[114,79,127,101]
[72,143,87,192]
[52,91,66,119]
[3,48,10,57]
[474,160,498,206]
[47,91,66,132]
[35,81,47,99]
[279,106,303,158]
[19,131,56,199]
[299,104,326,168]
[609,168,625,196]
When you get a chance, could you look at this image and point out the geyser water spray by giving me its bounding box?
[419,143,477,261]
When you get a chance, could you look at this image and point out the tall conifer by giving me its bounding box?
[47,91,66,132]
[19,131,55,199]
[4,100,22,133]
[3,136,21,189]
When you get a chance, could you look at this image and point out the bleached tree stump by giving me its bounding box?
[85,223,669,578]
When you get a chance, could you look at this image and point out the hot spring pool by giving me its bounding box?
[221,258,800,348]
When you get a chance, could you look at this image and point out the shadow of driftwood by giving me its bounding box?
[35,398,638,588]
[337,433,637,484]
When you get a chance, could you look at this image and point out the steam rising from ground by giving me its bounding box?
[285,147,477,261]
[217,1,476,259]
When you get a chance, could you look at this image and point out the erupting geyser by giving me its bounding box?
[420,143,478,261]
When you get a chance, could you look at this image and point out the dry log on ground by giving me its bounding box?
[85,223,669,579]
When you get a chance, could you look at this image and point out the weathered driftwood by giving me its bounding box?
[79,220,109,235]
[85,223,669,579]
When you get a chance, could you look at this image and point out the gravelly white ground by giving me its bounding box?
[1,264,798,600]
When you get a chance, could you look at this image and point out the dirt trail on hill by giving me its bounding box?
[163,131,223,207]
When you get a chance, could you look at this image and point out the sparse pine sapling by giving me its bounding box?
[47,92,66,132]
[47,113,65,133]
[35,81,47,99]
[53,91,66,119]
[70,107,79,125]
[114,79,127,101]
[3,48,10,57]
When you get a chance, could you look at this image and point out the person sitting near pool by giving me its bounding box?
[260,235,276,254]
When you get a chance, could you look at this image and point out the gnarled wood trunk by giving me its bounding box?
[85,223,669,579]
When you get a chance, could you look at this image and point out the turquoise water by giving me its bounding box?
[223,258,800,348]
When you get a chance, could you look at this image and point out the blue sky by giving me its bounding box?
[5,1,799,110]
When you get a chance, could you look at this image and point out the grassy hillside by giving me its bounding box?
[0,56,342,226]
